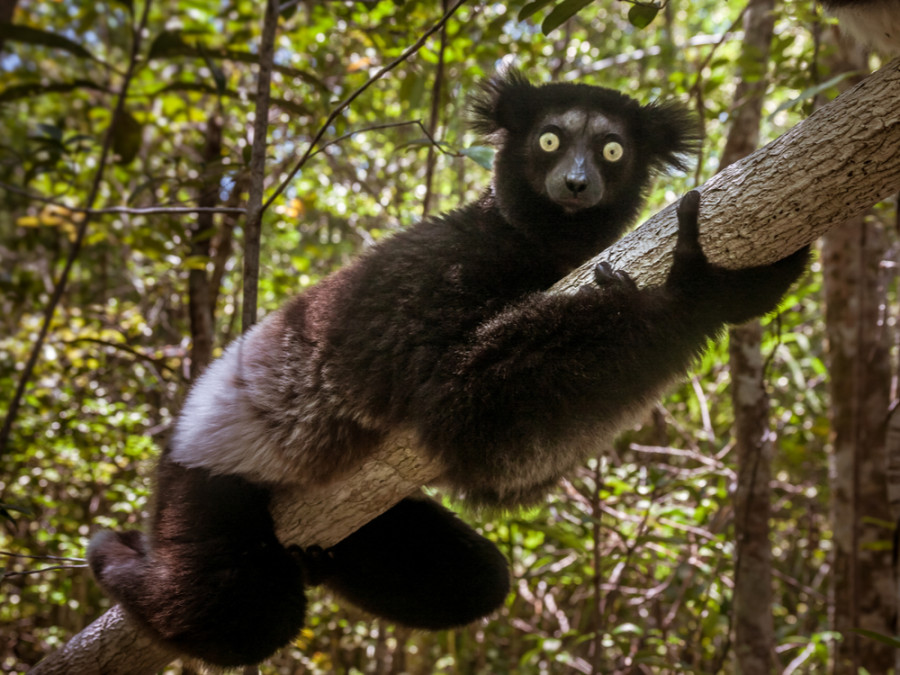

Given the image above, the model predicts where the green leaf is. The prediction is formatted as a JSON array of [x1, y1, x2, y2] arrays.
[[518, 0, 556, 22], [112, 111, 142, 165], [0, 24, 96, 60], [850, 629, 900, 649], [769, 71, 862, 117], [37, 123, 64, 142], [542, 0, 593, 35], [460, 145, 494, 169], [182, 255, 212, 270], [628, 4, 659, 29]]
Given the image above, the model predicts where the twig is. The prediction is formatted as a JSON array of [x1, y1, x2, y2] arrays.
[[0, 551, 85, 563], [422, 0, 449, 218], [62, 337, 176, 374], [240, 0, 280, 332], [310, 120, 460, 161], [3, 564, 89, 578]]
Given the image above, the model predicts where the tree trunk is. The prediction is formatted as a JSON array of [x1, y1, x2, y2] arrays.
[[722, 1, 779, 671], [32, 58, 900, 675], [187, 114, 223, 378], [819, 29, 896, 675], [823, 215, 894, 673]]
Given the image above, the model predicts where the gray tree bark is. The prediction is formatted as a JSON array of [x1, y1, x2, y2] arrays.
[[32, 58, 900, 675], [818, 30, 896, 675], [720, 1, 779, 672], [824, 214, 893, 674]]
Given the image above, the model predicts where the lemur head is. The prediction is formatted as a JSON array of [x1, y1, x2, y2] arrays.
[[470, 68, 700, 238]]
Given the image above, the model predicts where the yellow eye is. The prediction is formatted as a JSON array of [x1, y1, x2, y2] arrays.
[[603, 141, 624, 162], [539, 132, 560, 152]]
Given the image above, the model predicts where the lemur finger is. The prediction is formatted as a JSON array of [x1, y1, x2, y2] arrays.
[[675, 190, 701, 255]]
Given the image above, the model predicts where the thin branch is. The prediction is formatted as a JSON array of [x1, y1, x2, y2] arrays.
[[0, 551, 85, 563], [310, 119, 460, 161], [62, 337, 176, 374], [422, 0, 449, 218], [0, 182, 245, 215], [0, 0, 153, 459], [241, 0, 280, 332], [3, 565, 89, 578]]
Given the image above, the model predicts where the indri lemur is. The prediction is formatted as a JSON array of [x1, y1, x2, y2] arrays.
[[88, 69, 808, 667], [820, 0, 900, 53]]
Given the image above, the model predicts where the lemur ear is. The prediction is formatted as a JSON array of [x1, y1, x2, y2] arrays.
[[637, 101, 702, 173], [469, 67, 536, 138]]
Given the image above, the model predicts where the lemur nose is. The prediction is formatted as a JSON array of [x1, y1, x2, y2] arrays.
[[566, 176, 588, 194]]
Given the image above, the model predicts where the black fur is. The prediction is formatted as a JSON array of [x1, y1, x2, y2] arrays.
[[313, 498, 511, 629], [88, 69, 808, 667], [88, 451, 307, 666]]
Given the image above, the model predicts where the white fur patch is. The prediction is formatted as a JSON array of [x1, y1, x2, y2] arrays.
[[169, 322, 297, 485]]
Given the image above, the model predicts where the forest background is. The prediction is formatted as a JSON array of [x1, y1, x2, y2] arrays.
[[1, 0, 899, 673]]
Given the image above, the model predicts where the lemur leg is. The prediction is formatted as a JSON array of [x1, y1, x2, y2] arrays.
[[313, 496, 510, 629], [88, 451, 307, 667]]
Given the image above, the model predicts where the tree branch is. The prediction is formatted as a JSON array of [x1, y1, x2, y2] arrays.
[[32, 57, 900, 675]]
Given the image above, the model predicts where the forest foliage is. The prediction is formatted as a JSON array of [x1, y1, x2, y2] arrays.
[[1, 1, 897, 673]]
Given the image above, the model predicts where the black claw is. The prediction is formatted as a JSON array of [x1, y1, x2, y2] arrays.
[[594, 261, 614, 284], [593, 261, 637, 291]]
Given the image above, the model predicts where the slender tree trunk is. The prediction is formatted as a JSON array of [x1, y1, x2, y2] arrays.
[[823, 216, 894, 674], [887, 200, 900, 675], [187, 114, 223, 377], [422, 0, 448, 218], [719, 1, 778, 672], [730, 321, 776, 674], [819, 30, 896, 675]]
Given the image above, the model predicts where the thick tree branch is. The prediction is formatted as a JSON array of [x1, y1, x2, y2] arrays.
[[33, 58, 900, 674]]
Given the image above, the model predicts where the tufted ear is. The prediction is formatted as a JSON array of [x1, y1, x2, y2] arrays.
[[468, 67, 537, 138], [637, 100, 702, 173]]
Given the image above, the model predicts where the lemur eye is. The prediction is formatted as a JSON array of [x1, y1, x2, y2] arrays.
[[539, 132, 560, 152], [603, 141, 624, 162]]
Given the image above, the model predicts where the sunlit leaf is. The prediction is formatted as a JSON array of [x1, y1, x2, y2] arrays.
[[460, 145, 494, 169], [518, 0, 556, 22], [542, 0, 593, 35]]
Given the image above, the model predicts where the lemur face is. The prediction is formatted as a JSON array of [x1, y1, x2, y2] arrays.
[[528, 109, 632, 213]]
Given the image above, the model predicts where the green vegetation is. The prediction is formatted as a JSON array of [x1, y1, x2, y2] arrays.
[[1, 1, 894, 672]]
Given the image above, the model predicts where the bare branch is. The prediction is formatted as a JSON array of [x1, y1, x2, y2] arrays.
[[240, 0, 280, 332]]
